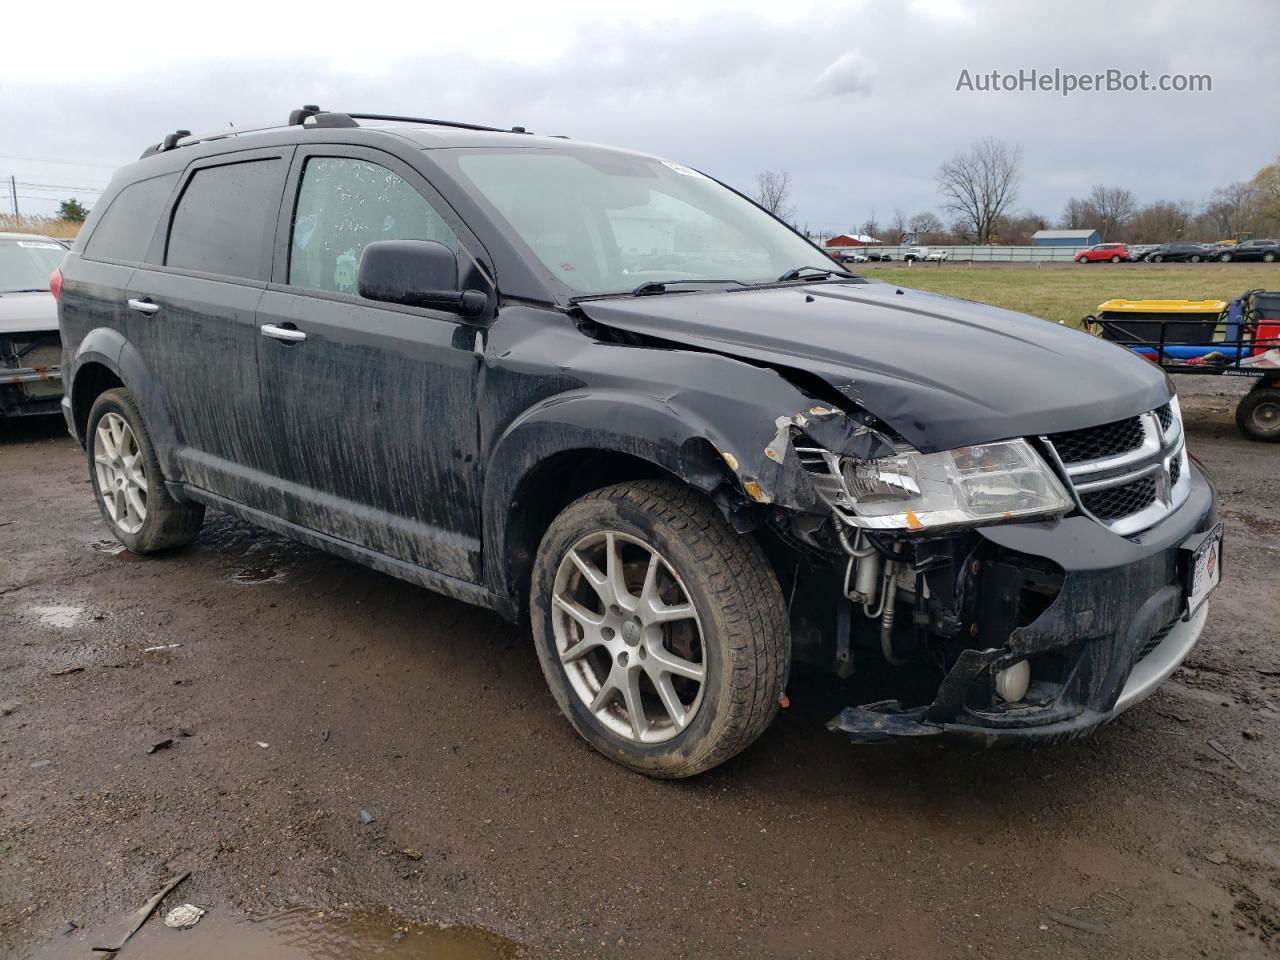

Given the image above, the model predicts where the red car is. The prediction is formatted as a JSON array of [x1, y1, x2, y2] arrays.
[[1075, 242, 1131, 263]]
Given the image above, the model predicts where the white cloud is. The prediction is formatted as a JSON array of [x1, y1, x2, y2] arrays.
[[810, 51, 877, 99]]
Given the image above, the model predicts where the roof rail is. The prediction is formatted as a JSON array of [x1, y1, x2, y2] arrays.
[[140, 106, 536, 160]]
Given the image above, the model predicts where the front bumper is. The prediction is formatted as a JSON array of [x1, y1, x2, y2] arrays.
[[829, 459, 1218, 745]]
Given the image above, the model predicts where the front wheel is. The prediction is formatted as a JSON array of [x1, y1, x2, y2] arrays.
[[1190, 255, 1202, 263], [1219, 253, 1232, 263], [1237, 386, 1280, 441], [87, 388, 205, 553], [530, 480, 790, 778], [1152, 255, 1164, 263], [1264, 252, 1277, 263]]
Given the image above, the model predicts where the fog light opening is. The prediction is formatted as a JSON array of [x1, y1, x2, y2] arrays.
[[995, 659, 1031, 703]]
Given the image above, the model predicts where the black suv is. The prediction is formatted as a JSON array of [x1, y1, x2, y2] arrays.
[[54, 107, 1222, 777], [1216, 239, 1279, 263], [1144, 243, 1210, 263]]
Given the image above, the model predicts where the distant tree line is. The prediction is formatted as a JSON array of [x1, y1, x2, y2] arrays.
[[779, 140, 1280, 247]]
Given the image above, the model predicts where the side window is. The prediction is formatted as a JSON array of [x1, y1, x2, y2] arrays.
[[166, 159, 283, 280], [288, 156, 458, 295], [83, 173, 178, 263]]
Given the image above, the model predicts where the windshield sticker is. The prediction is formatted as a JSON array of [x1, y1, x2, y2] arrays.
[[660, 160, 709, 180], [16, 241, 62, 250]]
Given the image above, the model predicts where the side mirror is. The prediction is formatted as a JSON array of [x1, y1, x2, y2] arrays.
[[357, 239, 488, 318]]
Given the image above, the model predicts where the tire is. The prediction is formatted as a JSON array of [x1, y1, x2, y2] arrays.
[[86, 388, 205, 553], [1264, 252, 1277, 263], [1110, 255, 1121, 263], [1190, 255, 1201, 263], [1219, 253, 1232, 263], [530, 480, 789, 778], [1236, 387, 1280, 442], [1152, 255, 1163, 263]]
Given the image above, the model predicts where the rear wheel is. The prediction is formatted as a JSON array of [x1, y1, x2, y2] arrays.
[[1219, 252, 1232, 263], [1236, 386, 1280, 442], [87, 388, 205, 552], [530, 480, 789, 778], [1190, 255, 1202, 263], [1110, 255, 1121, 263], [1264, 252, 1277, 263]]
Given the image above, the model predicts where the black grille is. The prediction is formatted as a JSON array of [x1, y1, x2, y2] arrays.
[[1080, 477, 1157, 520], [1155, 403, 1173, 432], [1136, 619, 1178, 663], [1049, 416, 1146, 464], [1169, 455, 1182, 486]]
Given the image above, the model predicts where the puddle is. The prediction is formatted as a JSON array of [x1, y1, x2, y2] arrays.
[[230, 564, 285, 584], [42, 906, 519, 959], [89, 538, 128, 556], [29, 604, 85, 628]]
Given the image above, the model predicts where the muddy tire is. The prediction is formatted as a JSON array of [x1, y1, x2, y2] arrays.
[[86, 388, 205, 553], [1236, 386, 1280, 442], [530, 480, 789, 778]]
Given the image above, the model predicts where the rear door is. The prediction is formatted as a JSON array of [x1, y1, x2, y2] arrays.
[[254, 145, 486, 582], [126, 147, 291, 508]]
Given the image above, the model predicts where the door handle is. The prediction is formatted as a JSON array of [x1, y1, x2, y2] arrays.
[[260, 323, 306, 343], [127, 298, 160, 315]]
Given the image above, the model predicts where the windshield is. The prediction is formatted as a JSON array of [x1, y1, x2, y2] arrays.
[[0, 239, 64, 293], [452, 149, 833, 296]]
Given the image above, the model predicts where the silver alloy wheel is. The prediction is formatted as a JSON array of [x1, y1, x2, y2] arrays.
[[93, 412, 148, 535], [551, 530, 706, 744]]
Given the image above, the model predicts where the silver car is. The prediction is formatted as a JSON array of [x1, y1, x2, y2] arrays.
[[0, 233, 66, 417]]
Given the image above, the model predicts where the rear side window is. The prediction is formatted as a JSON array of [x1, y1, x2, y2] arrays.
[[83, 173, 178, 263], [166, 159, 283, 280]]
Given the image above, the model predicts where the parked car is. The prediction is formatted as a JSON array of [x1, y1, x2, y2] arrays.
[[1144, 243, 1211, 263], [902, 246, 947, 263], [55, 107, 1220, 777], [1127, 244, 1159, 261], [1216, 239, 1279, 263], [833, 250, 868, 264], [863, 250, 893, 261], [1, 233, 66, 418], [1075, 242, 1131, 263]]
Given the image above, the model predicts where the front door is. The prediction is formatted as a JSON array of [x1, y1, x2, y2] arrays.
[[255, 147, 486, 582], [126, 148, 291, 509]]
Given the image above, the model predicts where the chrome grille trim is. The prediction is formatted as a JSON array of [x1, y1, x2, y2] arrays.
[[1043, 397, 1189, 536]]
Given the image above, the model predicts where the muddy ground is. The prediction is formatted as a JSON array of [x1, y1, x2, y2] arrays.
[[1, 376, 1277, 959]]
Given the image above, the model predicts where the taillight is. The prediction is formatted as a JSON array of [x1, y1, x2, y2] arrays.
[[50, 268, 63, 301]]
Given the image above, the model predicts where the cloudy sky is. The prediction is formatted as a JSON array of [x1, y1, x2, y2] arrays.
[[4, 0, 1276, 230]]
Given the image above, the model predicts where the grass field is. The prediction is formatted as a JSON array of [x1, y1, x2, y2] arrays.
[[863, 263, 1279, 328], [0, 215, 81, 241]]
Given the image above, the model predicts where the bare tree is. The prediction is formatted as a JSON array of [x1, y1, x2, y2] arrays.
[[1202, 181, 1256, 239], [1088, 185, 1138, 241], [1130, 201, 1194, 244], [859, 210, 881, 240], [887, 208, 909, 243], [752, 170, 795, 221], [935, 137, 1022, 244], [908, 211, 945, 242], [1060, 196, 1094, 230]]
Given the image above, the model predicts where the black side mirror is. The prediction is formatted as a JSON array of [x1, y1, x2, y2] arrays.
[[357, 239, 488, 318]]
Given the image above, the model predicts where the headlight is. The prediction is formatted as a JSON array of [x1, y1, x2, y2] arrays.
[[829, 439, 1072, 531]]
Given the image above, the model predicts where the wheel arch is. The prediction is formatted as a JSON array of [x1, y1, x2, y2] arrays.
[[69, 328, 182, 474], [482, 392, 749, 619]]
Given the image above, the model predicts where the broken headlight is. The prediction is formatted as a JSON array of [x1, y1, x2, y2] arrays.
[[831, 439, 1072, 531]]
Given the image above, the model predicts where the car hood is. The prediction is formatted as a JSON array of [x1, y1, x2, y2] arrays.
[[0, 291, 58, 336], [576, 281, 1171, 452]]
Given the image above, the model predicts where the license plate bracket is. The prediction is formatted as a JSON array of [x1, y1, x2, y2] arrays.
[[1181, 521, 1224, 618]]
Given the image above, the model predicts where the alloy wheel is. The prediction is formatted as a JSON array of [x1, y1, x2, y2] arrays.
[[550, 531, 706, 744], [93, 412, 148, 535]]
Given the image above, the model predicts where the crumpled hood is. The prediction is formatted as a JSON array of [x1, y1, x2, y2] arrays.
[[0, 291, 59, 337], [577, 281, 1171, 452]]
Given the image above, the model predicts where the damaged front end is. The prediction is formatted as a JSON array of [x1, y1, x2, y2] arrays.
[[748, 398, 1218, 747]]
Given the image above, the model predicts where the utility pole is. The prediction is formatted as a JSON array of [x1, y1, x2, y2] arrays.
[[9, 175, 17, 221]]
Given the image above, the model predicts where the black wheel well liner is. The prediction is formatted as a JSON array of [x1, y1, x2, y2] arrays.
[[71, 362, 124, 443]]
